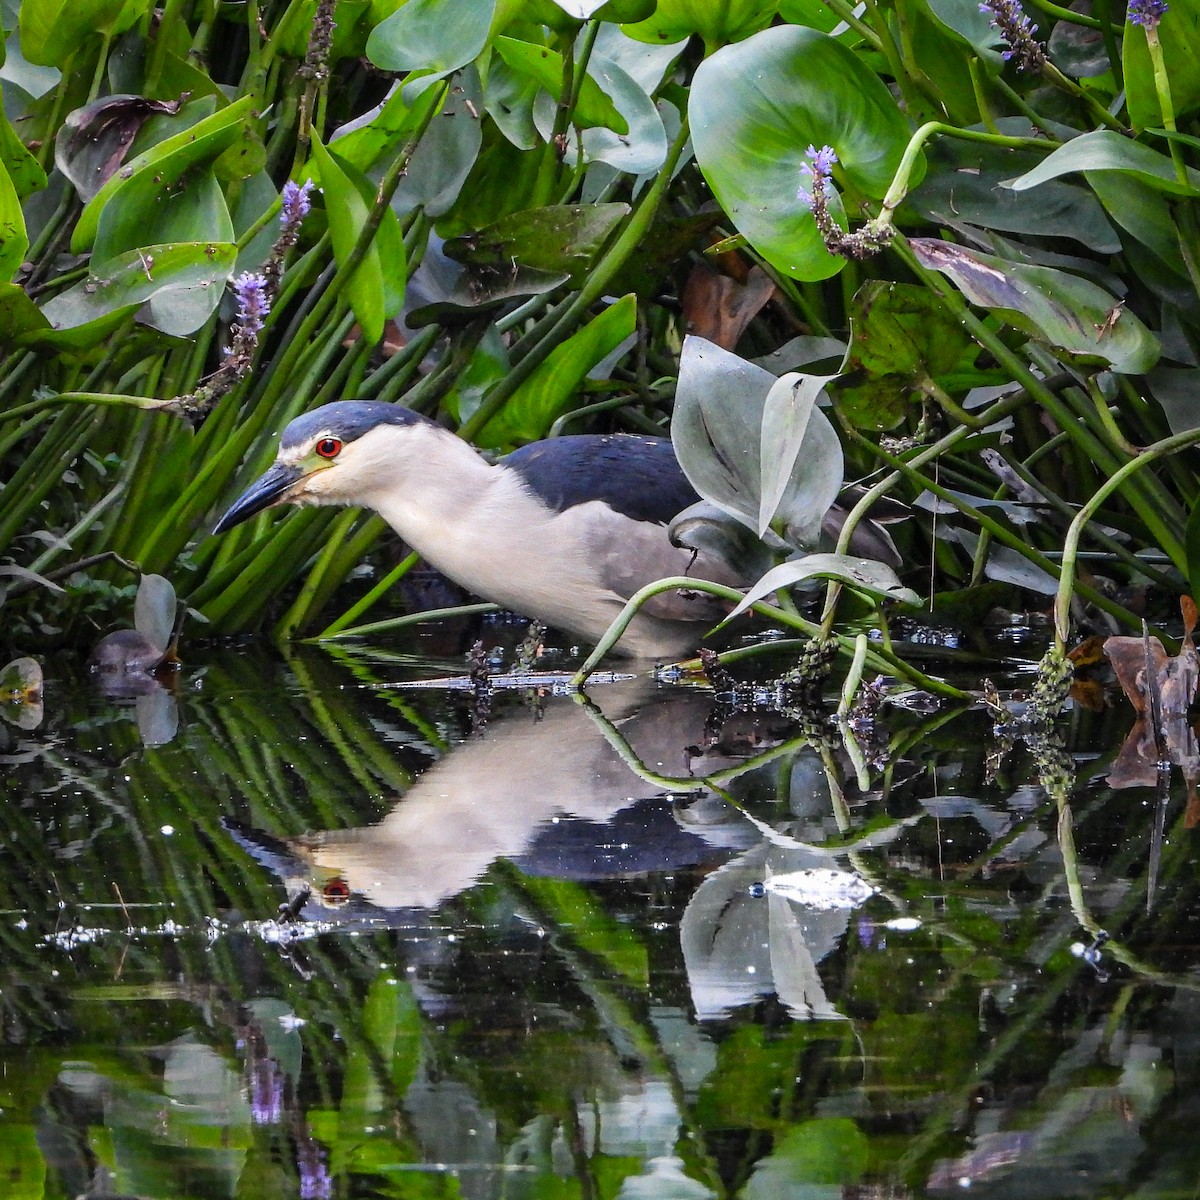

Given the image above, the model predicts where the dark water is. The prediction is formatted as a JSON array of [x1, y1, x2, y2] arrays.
[[3, 624, 1200, 1199]]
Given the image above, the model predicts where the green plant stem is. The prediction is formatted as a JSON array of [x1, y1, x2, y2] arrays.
[[877, 122, 1056, 225], [571, 576, 971, 697], [1054, 426, 1200, 647], [460, 116, 691, 441], [1144, 24, 1189, 185], [312, 550, 420, 638], [314, 602, 500, 641], [1041, 61, 1126, 131], [1023, 0, 1107, 29], [842, 422, 1151, 636]]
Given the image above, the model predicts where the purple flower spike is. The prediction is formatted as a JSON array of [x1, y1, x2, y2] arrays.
[[233, 271, 271, 337], [281, 179, 314, 231], [797, 143, 838, 203], [1129, 0, 1168, 27], [980, 0, 1045, 71]]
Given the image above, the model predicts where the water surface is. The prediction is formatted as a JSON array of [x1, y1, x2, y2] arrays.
[[3, 629, 1198, 1198]]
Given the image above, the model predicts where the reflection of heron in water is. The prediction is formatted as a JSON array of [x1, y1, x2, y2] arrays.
[[228, 677, 767, 917]]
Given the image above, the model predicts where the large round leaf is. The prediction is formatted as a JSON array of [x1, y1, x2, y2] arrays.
[[691, 26, 922, 281]]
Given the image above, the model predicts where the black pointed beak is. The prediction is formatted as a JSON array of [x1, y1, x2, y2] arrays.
[[213, 462, 306, 533]]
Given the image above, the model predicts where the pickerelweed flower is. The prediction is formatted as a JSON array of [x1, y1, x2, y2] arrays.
[[980, 0, 1046, 72], [233, 271, 271, 338], [281, 178, 314, 232], [797, 143, 838, 205], [1128, 0, 1168, 27]]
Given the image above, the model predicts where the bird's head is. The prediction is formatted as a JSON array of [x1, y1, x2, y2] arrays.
[[213, 401, 436, 533]]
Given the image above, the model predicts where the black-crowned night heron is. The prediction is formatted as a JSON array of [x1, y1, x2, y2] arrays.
[[214, 400, 744, 657]]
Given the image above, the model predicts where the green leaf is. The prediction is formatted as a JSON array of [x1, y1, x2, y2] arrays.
[[691, 26, 922, 281], [329, 79, 443, 171], [445, 203, 629, 283], [673, 337, 844, 549], [833, 281, 977, 429], [912, 138, 1119, 252], [72, 95, 253, 253], [39, 240, 237, 340], [922, 0, 1006, 68], [911, 237, 1161, 375], [367, 0, 498, 73], [1004, 129, 1200, 197], [745, 1119, 868, 1193], [0, 158, 27, 281], [494, 36, 629, 133], [0, 102, 45, 197], [1124, 2, 1200, 132], [622, 0, 777, 49], [1086, 170, 1185, 277], [723, 554, 920, 625], [0, 281, 52, 343], [309, 133, 392, 345], [94, 165, 233, 263], [19, 0, 147, 66], [477, 293, 637, 444]]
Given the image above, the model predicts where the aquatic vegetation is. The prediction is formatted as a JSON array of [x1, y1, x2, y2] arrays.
[[1, 0, 1199, 694]]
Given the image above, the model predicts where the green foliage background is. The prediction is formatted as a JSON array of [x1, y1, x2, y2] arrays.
[[3, 0, 1200, 652]]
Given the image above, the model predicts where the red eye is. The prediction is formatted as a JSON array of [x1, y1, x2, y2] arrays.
[[322, 878, 351, 904], [315, 437, 342, 459]]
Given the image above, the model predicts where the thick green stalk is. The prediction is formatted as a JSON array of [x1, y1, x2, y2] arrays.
[[1054, 427, 1200, 647]]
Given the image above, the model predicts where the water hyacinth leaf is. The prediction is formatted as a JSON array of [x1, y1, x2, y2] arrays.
[[1005, 129, 1200, 197], [18, 0, 146, 66], [911, 238, 1160, 374], [476, 293, 636, 445], [0, 103, 45, 197], [134, 573, 177, 654], [759, 370, 842, 542], [39, 241, 237, 338], [722, 555, 920, 625], [622, 0, 777, 49], [691, 26, 922, 281], [494, 37, 628, 133], [72, 95, 253, 252], [55, 94, 182, 203], [481, 51, 541, 149], [309, 134, 388, 345], [776, 0, 841, 32], [445, 203, 629, 283], [0, 159, 27, 281], [1146, 365, 1200, 435], [367, 0, 497, 74], [845, 281, 977, 379], [94, 165, 233, 263], [834, 281, 977, 429]]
